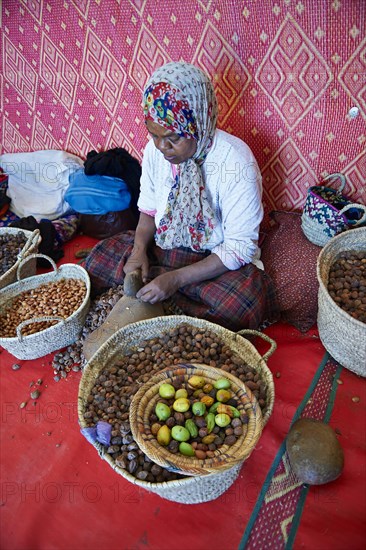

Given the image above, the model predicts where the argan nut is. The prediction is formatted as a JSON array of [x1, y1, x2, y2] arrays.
[[150, 423, 161, 436], [200, 395, 214, 407], [195, 449, 207, 460]]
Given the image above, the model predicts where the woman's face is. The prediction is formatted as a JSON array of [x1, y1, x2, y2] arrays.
[[146, 120, 197, 164]]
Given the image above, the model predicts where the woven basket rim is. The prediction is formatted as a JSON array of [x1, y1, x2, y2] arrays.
[[305, 190, 366, 224], [0, 228, 42, 286], [91, 438, 242, 491], [0, 261, 91, 344], [317, 227, 366, 330], [308, 186, 349, 213], [129, 362, 263, 476]]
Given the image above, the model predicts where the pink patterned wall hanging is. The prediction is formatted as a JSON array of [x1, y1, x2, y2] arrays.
[[1, 0, 365, 218]]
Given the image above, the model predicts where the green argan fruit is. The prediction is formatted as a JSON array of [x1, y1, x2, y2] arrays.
[[216, 389, 232, 403], [192, 401, 206, 416], [159, 383, 176, 399], [173, 398, 190, 413], [188, 375, 206, 389], [179, 442, 195, 456], [215, 413, 231, 427], [155, 402, 171, 421], [171, 425, 190, 442], [214, 378, 231, 390], [157, 425, 171, 446], [175, 388, 188, 399]]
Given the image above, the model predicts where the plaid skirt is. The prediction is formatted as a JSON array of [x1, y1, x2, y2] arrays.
[[84, 231, 279, 331]]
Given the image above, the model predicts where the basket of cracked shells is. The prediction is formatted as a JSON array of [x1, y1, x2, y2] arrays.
[[78, 315, 276, 504], [317, 226, 366, 377], [0, 228, 42, 290], [0, 253, 91, 360]]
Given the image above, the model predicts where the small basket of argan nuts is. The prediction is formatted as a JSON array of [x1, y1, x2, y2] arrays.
[[0, 254, 90, 360]]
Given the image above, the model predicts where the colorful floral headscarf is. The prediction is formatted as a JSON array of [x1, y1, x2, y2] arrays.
[[143, 61, 218, 251]]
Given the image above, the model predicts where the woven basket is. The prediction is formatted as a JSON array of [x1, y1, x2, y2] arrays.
[[129, 362, 263, 476], [301, 173, 366, 247], [317, 227, 366, 377], [0, 254, 91, 360], [0, 228, 41, 290], [78, 315, 276, 503]]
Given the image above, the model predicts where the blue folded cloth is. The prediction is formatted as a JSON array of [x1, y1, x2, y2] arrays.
[[65, 168, 131, 215]]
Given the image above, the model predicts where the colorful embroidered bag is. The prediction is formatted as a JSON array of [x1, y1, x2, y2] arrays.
[[301, 173, 366, 246]]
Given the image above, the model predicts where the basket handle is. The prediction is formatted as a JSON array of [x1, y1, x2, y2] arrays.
[[16, 253, 58, 281], [321, 173, 346, 194], [16, 316, 65, 342], [17, 229, 41, 257], [235, 329, 277, 361], [338, 203, 366, 226]]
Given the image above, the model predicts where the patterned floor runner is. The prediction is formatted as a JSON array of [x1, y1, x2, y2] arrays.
[[239, 353, 343, 550]]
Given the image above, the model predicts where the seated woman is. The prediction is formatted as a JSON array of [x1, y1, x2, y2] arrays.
[[85, 61, 278, 331]]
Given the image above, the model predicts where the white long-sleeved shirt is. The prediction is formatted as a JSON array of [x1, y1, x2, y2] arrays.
[[138, 128, 264, 270]]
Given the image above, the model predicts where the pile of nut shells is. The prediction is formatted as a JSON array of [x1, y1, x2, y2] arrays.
[[82, 324, 268, 483], [0, 231, 27, 276], [150, 375, 248, 460], [52, 285, 125, 378], [327, 250, 366, 323]]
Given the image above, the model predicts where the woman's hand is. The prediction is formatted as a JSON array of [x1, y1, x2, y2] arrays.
[[135, 254, 229, 303], [124, 213, 156, 282], [136, 271, 180, 303], [124, 248, 149, 282]]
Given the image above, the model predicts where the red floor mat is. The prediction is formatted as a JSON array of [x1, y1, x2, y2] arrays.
[[0, 243, 365, 550]]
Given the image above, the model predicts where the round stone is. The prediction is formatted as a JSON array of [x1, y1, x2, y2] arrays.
[[286, 418, 344, 485]]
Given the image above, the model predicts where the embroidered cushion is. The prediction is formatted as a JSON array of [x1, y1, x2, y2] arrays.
[[261, 211, 321, 332]]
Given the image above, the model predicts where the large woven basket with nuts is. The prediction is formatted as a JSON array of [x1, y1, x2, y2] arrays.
[[0, 228, 42, 290], [317, 227, 366, 377], [129, 362, 263, 476], [0, 254, 91, 360], [78, 315, 276, 504]]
